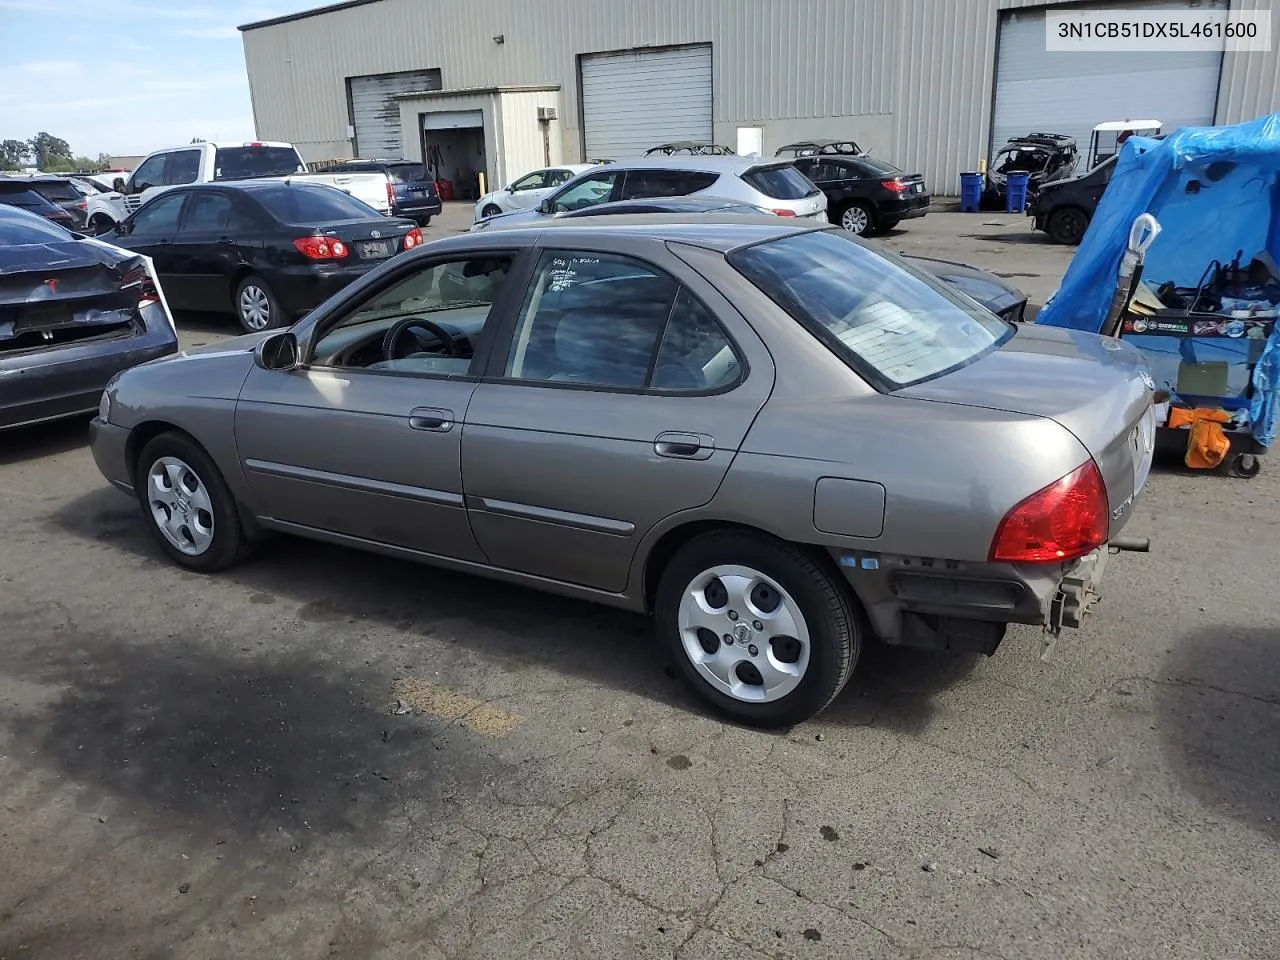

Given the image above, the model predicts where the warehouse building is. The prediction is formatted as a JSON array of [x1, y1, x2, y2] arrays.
[[239, 0, 1280, 196]]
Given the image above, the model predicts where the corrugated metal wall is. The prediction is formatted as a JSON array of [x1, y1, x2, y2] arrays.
[[498, 90, 565, 181], [242, 0, 1280, 191]]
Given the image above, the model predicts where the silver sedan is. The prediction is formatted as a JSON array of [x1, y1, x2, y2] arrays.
[[90, 215, 1155, 726]]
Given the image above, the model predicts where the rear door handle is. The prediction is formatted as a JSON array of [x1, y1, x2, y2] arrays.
[[409, 407, 454, 432], [654, 431, 714, 460]]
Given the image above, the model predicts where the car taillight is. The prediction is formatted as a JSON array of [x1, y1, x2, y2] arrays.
[[881, 178, 909, 193], [387, 181, 395, 207], [989, 460, 1109, 564], [78, 202, 87, 210], [293, 236, 348, 260], [120, 264, 160, 306], [402, 227, 423, 250], [770, 208, 797, 217]]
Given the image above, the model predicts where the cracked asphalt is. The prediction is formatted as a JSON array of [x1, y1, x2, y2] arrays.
[[1, 209, 1277, 959]]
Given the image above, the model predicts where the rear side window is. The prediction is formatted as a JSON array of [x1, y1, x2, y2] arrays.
[[620, 169, 719, 200], [182, 193, 252, 232], [253, 184, 379, 223], [741, 164, 819, 200], [213, 146, 305, 181], [166, 150, 202, 186]]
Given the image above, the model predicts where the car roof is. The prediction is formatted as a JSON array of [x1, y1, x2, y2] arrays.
[[465, 213, 823, 251], [574, 154, 794, 175], [565, 197, 764, 215]]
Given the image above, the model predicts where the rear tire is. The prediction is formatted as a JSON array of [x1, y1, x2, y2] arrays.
[[876, 217, 901, 233], [234, 274, 286, 334], [481, 204, 502, 218], [655, 530, 861, 727], [417, 215, 433, 227], [1045, 206, 1089, 245], [835, 201, 873, 236], [135, 432, 253, 572]]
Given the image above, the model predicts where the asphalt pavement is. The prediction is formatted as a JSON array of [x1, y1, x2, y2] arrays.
[[0, 207, 1276, 960]]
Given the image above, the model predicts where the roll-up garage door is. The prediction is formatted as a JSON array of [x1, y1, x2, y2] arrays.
[[581, 45, 713, 160], [348, 69, 441, 158], [992, 0, 1224, 163]]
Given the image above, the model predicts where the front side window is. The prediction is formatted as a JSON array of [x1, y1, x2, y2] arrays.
[[504, 250, 740, 391], [729, 230, 1010, 389], [549, 172, 619, 213], [129, 193, 186, 234], [310, 255, 515, 377], [130, 155, 165, 191]]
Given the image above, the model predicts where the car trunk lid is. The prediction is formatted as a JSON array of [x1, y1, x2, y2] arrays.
[[0, 241, 143, 353], [295, 217, 417, 263], [896, 324, 1155, 535]]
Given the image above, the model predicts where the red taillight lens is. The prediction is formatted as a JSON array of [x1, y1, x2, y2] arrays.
[[387, 182, 395, 207], [881, 178, 909, 193], [120, 264, 160, 305], [989, 460, 1109, 563], [770, 208, 797, 217], [292, 236, 348, 260], [402, 227, 423, 250]]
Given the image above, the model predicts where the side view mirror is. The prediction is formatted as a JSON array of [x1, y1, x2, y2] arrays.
[[255, 331, 299, 371], [113, 178, 127, 193], [538, 198, 553, 215]]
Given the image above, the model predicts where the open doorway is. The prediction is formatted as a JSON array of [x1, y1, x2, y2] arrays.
[[420, 110, 487, 202]]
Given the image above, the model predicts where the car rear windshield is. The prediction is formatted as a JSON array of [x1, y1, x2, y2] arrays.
[[32, 181, 80, 202], [741, 164, 819, 200], [213, 146, 305, 181], [854, 157, 904, 178], [0, 215, 73, 245], [386, 163, 427, 183], [254, 183, 380, 223], [728, 230, 1011, 390]]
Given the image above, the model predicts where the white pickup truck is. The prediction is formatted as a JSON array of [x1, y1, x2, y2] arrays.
[[85, 141, 392, 234]]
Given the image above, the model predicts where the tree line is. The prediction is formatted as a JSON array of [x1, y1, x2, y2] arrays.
[[1, 132, 113, 173]]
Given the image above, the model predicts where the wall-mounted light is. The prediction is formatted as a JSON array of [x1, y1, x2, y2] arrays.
[[492, 34, 505, 44]]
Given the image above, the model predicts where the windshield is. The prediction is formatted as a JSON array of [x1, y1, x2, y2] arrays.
[[213, 146, 305, 181], [728, 230, 1011, 389], [254, 184, 380, 223]]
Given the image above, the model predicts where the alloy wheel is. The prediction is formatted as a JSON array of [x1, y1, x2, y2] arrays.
[[147, 456, 215, 556], [676, 564, 811, 703]]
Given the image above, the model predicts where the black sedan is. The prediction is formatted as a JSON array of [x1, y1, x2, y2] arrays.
[[0, 205, 178, 431], [792, 156, 929, 236], [104, 182, 422, 333]]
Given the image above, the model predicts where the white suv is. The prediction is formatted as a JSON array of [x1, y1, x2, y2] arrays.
[[471, 156, 826, 230]]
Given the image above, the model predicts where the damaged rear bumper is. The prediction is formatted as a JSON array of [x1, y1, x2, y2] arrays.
[[830, 545, 1120, 656]]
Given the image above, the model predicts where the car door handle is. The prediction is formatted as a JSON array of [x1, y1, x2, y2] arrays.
[[217, 236, 235, 245], [654, 432, 714, 460], [408, 407, 454, 432]]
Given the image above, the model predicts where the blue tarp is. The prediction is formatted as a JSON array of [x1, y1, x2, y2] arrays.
[[1037, 114, 1280, 447]]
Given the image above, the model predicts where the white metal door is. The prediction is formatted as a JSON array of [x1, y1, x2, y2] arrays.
[[581, 45, 713, 160], [423, 110, 484, 130], [992, 0, 1224, 168], [349, 69, 441, 158]]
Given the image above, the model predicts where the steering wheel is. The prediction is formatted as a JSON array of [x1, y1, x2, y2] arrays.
[[382, 316, 462, 361]]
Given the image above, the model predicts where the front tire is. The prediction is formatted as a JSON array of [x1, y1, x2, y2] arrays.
[[835, 201, 873, 236], [234, 274, 286, 334], [135, 432, 252, 572], [1045, 206, 1089, 245], [481, 203, 502, 218], [655, 531, 862, 727]]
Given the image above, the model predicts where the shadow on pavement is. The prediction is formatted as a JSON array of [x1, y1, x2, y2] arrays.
[[0, 416, 92, 465], [1157, 625, 1280, 836], [962, 231, 1045, 245], [3, 630, 506, 841], [46, 489, 984, 732]]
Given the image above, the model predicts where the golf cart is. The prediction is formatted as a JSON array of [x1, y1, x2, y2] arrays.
[[643, 142, 735, 156], [774, 138, 868, 159], [1087, 120, 1162, 171]]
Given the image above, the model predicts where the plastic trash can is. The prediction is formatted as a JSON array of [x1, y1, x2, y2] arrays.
[[959, 172, 983, 212], [1005, 172, 1030, 213]]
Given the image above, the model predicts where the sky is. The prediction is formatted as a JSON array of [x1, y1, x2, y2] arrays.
[[0, 0, 325, 159]]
